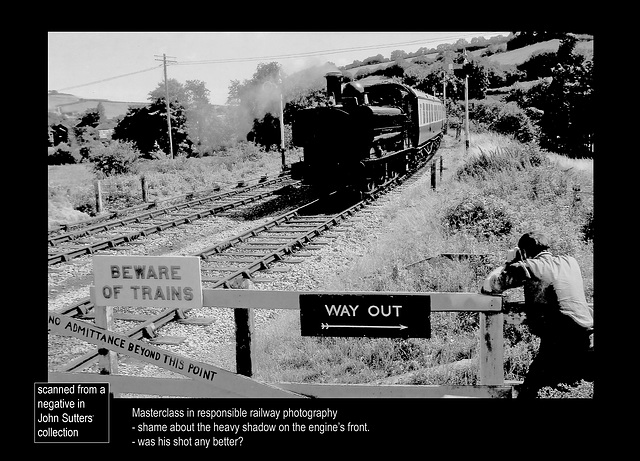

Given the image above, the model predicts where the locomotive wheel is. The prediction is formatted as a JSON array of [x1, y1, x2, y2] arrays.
[[424, 142, 433, 156], [363, 177, 376, 194]]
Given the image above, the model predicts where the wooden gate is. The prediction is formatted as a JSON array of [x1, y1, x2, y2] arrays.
[[49, 286, 512, 399]]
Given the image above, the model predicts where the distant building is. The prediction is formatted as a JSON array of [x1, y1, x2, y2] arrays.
[[48, 124, 69, 146], [98, 128, 114, 140]]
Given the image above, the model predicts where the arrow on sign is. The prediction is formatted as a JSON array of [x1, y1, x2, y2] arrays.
[[321, 323, 408, 330]]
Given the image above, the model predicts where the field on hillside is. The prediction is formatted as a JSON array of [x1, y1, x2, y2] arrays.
[[340, 38, 594, 79], [489, 39, 593, 65], [48, 93, 81, 111], [48, 93, 146, 119]]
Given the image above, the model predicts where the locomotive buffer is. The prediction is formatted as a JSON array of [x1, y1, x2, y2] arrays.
[[300, 293, 430, 338]]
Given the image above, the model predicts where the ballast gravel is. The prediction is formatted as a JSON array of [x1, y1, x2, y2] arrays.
[[47, 168, 437, 393]]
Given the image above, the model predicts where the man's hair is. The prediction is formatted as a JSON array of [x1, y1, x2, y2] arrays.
[[518, 232, 550, 257]]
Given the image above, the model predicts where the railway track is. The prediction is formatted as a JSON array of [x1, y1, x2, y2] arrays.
[[48, 174, 296, 266], [50, 154, 438, 375]]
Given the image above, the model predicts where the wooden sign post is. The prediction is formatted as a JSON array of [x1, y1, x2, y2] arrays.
[[94, 304, 117, 375], [90, 255, 202, 375]]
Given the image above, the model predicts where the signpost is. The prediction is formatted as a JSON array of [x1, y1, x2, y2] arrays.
[[299, 293, 430, 338], [93, 255, 202, 309], [90, 255, 202, 375]]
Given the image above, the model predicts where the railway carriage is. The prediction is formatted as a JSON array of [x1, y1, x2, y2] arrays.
[[291, 72, 445, 194]]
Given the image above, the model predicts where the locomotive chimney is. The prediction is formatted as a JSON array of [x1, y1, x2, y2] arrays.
[[325, 71, 343, 104]]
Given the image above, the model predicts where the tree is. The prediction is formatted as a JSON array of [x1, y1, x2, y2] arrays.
[[147, 78, 232, 155], [183, 79, 213, 152], [518, 50, 559, 80], [538, 37, 593, 157], [112, 99, 194, 158], [471, 36, 488, 47], [76, 107, 102, 128], [507, 35, 593, 157], [73, 107, 102, 146], [390, 49, 408, 61], [452, 55, 490, 100], [362, 54, 386, 66], [453, 38, 470, 51], [148, 78, 188, 105], [96, 102, 106, 121], [227, 62, 286, 149]]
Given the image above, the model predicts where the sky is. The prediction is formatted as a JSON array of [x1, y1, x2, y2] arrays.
[[48, 31, 510, 106]]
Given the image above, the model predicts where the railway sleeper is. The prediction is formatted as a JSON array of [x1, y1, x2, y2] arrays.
[[201, 268, 247, 274], [142, 323, 158, 339], [177, 317, 215, 325], [149, 336, 186, 346], [264, 228, 314, 234], [218, 252, 273, 258]]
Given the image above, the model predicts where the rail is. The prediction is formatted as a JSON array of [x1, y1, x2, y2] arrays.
[[48, 176, 297, 265]]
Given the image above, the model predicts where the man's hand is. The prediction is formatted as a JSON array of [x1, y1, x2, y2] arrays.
[[505, 247, 522, 264], [482, 266, 506, 294]]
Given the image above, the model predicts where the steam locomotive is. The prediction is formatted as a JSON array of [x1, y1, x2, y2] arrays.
[[291, 72, 445, 194]]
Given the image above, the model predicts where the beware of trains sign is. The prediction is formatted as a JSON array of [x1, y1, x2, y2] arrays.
[[92, 255, 202, 308], [299, 293, 430, 338]]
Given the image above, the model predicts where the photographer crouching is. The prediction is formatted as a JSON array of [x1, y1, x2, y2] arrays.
[[482, 231, 594, 398]]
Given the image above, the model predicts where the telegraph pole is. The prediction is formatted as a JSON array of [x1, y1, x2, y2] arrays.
[[154, 53, 177, 159], [279, 91, 286, 170], [263, 77, 286, 171], [465, 74, 470, 153], [463, 49, 470, 154], [443, 67, 449, 134]]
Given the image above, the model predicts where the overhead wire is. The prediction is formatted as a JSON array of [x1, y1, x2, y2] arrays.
[[53, 32, 499, 92], [55, 64, 163, 92], [173, 33, 491, 66]]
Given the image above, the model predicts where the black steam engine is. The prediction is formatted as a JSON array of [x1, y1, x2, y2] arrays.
[[291, 72, 445, 194]]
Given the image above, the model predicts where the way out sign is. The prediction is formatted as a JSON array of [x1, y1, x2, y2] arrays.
[[93, 255, 202, 308], [300, 294, 430, 338]]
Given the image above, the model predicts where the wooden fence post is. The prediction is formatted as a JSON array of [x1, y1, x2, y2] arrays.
[[478, 311, 504, 385], [431, 161, 436, 190], [94, 304, 118, 376], [141, 175, 149, 202], [94, 180, 103, 213], [232, 276, 256, 377], [234, 308, 255, 377]]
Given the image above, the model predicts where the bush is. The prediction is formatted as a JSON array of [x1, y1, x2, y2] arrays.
[[469, 100, 538, 143], [48, 143, 76, 165], [222, 141, 264, 162], [456, 143, 548, 181], [492, 103, 539, 143], [537, 380, 593, 398], [469, 99, 502, 126], [89, 141, 141, 177], [441, 193, 514, 240]]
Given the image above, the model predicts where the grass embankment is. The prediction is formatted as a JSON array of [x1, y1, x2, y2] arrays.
[[48, 144, 300, 229], [253, 133, 594, 392]]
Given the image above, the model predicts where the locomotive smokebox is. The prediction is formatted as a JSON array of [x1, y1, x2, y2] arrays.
[[325, 71, 343, 104]]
